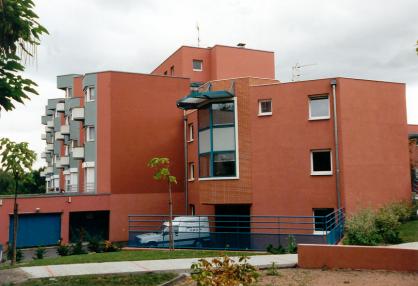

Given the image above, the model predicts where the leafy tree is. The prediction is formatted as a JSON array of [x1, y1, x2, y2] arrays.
[[148, 157, 177, 251], [0, 168, 45, 195], [0, 137, 36, 265], [0, 0, 48, 111]]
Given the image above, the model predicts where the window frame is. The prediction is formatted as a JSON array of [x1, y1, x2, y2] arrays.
[[188, 123, 194, 142], [170, 65, 175, 76], [192, 59, 203, 71], [85, 86, 95, 102], [86, 126, 95, 142], [308, 95, 330, 120], [188, 162, 195, 181], [313, 208, 335, 235], [258, 99, 272, 116], [310, 149, 333, 176]]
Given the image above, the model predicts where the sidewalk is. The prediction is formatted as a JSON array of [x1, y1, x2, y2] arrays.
[[19, 254, 297, 279]]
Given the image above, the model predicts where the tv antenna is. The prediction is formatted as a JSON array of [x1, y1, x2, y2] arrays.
[[292, 62, 317, 81], [196, 22, 200, 47]]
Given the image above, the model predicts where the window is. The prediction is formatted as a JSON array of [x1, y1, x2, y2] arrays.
[[70, 171, 78, 192], [65, 88, 72, 98], [64, 145, 69, 156], [188, 123, 194, 142], [164, 70, 168, 75], [189, 204, 196, 216], [198, 101, 237, 178], [85, 86, 96, 102], [189, 162, 195, 181], [85, 167, 95, 192], [258, 99, 272, 116], [65, 115, 69, 125], [311, 150, 332, 175], [192, 60, 203, 71], [53, 175, 60, 192], [170, 65, 175, 76], [309, 96, 330, 120], [86, 126, 95, 142], [313, 208, 335, 234]]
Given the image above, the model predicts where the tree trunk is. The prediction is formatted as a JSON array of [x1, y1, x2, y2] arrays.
[[168, 182, 174, 251], [11, 176, 18, 265]]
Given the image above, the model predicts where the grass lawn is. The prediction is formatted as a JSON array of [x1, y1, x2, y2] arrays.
[[15, 272, 177, 286], [399, 219, 418, 243], [2, 249, 264, 269]]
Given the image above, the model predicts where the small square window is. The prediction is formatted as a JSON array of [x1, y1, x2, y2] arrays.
[[258, 99, 272, 116], [193, 60, 203, 71], [188, 123, 194, 142], [188, 162, 195, 181], [86, 126, 95, 142], [309, 96, 330, 120], [311, 150, 332, 175]]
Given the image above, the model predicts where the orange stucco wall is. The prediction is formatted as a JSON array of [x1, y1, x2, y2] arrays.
[[298, 244, 418, 272]]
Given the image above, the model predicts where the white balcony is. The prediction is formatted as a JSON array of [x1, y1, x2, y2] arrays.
[[71, 107, 84, 121], [47, 120, 54, 128], [60, 156, 70, 166], [55, 160, 63, 169], [61, 124, 70, 135], [41, 152, 47, 159], [40, 171, 46, 177], [55, 131, 64, 141], [41, 133, 46, 140], [56, 102, 65, 112], [45, 166, 53, 174], [72, 147, 84, 159], [46, 143, 54, 151]]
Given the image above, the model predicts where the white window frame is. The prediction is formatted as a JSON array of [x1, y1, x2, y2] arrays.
[[308, 95, 330, 120], [64, 145, 69, 156], [85, 86, 95, 102], [65, 88, 72, 98], [188, 162, 195, 181], [258, 99, 272, 116], [192, 59, 203, 71], [313, 209, 334, 235], [310, 149, 332, 176], [188, 123, 194, 142], [86, 126, 95, 142]]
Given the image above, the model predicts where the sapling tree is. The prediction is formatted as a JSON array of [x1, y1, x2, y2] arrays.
[[0, 138, 36, 264], [148, 157, 177, 251]]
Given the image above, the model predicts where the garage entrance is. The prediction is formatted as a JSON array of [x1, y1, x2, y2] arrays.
[[9, 213, 61, 248], [69, 211, 109, 242]]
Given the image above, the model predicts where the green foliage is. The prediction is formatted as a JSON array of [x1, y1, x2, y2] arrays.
[[6, 245, 22, 262], [191, 255, 259, 286], [375, 209, 401, 244], [384, 201, 412, 222], [56, 244, 70, 256], [0, 0, 48, 111], [71, 241, 87, 255], [0, 138, 36, 180], [266, 244, 286, 254], [147, 157, 177, 184], [345, 209, 382, 245], [266, 262, 280, 276], [33, 246, 46, 260], [287, 235, 297, 254], [0, 168, 45, 195], [103, 240, 121, 253], [87, 237, 104, 253]]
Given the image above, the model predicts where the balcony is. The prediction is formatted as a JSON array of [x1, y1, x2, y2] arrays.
[[85, 183, 95, 193], [40, 171, 46, 177], [41, 133, 46, 140], [72, 147, 84, 159], [66, 184, 78, 193], [45, 166, 53, 174], [60, 156, 70, 166], [61, 124, 70, 135], [46, 143, 54, 151], [55, 131, 64, 141], [56, 102, 65, 112], [71, 107, 84, 121], [55, 160, 63, 169], [41, 152, 47, 159], [47, 120, 54, 128]]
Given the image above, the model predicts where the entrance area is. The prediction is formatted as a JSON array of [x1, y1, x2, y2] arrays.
[[69, 211, 109, 242]]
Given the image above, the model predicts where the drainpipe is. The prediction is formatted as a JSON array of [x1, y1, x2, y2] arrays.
[[331, 79, 341, 210], [183, 111, 189, 215]]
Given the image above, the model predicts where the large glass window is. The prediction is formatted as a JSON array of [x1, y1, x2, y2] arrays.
[[198, 101, 236, 178]]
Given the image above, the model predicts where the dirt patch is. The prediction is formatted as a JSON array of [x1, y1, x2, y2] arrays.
[[176, 268, 418, 286], [0, 268, 30, 285]]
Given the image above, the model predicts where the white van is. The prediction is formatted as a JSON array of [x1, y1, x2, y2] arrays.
[[135, 216, 210, 248]]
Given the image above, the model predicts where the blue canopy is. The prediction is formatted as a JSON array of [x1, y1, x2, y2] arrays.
[[176, 90, 234, 110]]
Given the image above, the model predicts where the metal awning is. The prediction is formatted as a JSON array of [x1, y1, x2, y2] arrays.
[[176, 90, 234, 110]]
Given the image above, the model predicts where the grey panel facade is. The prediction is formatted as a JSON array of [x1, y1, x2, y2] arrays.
[[84, 142, 96, 162], [57, 74, 79, 89], [83, 73, 97, 165], [54, 117, 61, 132], [69, 120, 80, 141]]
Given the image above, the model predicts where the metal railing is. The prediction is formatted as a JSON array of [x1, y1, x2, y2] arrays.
[[128, 209, 345, 251], [84, 183, 95, 192], [66, 184, 78, 193]]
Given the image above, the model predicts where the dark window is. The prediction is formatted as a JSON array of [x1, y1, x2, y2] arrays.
[[190, 204, 196, 216], [199, 154, 210, 177], [170, 66, 175, 76], [259, 100, 272, 114], [213, 152, 236, 177], [198, 106, 210, 129], [313, 208, 335, 231], [164, 71, 168, 75], [193, 60, 203, 71], [212, 103, 234, 126], [311, 150, 332, 173]]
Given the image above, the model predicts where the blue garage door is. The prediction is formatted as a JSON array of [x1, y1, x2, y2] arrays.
[[9, 213, 61, 248]]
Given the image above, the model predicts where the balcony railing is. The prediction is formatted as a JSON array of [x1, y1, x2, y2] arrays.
[[61, 124, 70, 135], [66, 184, 78, 193], [56, 102, 65, 112], [71, 107, 84, 121], [40, 171, 46, 177], [41, 133, 46, 140], [55, 131, 64, 141], [45, 166, 53, 174], [47, 120, 54, 128], [84, 183, 95, 192], [41, 152, 47, 159], [72, 146, 84, 159], [46, 143, 54, 151], [60, 156, 70, 166]]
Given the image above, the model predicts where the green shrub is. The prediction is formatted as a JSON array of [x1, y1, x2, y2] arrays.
[[87, 237, 104, 253], [6, 243, 23, 263], [191, 255, 259, 286], [266, 262, 280, 276], [287, 235, 297, 254], [375, 209, 401, 244], [345, 209, 382, 245], [103, 240, 121, 252], [384, 202, 412, 222], [57, 244, 70, 256], [71, 241, 87, 255], [33, 246, 46, 260]]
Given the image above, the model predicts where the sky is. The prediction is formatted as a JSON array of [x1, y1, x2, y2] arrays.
[[0, 0, 417, 168]]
